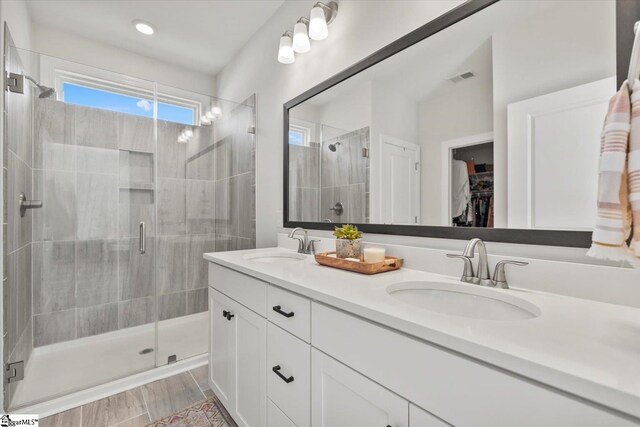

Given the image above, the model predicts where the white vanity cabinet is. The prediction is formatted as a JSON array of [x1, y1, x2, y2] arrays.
[[267, 323, 311, 427], [207, 259, 637, 427], [208, 289, 234, 410], [208, 268, 267, 427], [409, 404, 450, 427], [268, 399, 297, 427], [312, 302, 635, 427], [209, 263, 312, 427], [311, 348, 408, 427]]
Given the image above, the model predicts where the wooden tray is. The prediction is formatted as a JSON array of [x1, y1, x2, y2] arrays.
[[314, 251, 403, 275]]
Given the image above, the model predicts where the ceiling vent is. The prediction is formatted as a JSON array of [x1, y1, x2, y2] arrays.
[[448, 71, 475, 83]]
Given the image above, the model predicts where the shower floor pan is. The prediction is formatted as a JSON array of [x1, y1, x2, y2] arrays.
[[10, 312, 208, 410]]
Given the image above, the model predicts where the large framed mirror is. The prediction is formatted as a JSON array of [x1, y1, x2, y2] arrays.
[[284, 0, 635, 247]]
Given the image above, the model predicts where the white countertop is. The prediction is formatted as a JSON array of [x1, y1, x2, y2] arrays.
[[204, 247, 640, 420]]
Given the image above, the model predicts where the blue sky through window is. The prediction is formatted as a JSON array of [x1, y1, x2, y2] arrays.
[[63, 82, 195, 125], [289, 129, 304, 146]]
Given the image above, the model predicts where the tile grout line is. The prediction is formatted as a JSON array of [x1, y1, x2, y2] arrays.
[[188, 369, 207, 400], [140, 385, 153, 424], [109, 409, 149, 427]]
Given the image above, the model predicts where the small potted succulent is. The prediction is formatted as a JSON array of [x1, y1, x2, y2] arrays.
[[334, 224, 363, 259]]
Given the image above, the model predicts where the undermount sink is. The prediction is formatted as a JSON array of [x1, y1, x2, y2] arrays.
[[387, 281, 541, 321], [244, 252, 307, 263]]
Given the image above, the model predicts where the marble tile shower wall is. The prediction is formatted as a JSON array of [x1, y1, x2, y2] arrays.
[[159, 96, 256, 322], [321, 127, 370, 223], [30, 96, 256, 347], [31, 99, 158, 347], [3, 43, 34, 403], [288, 143, 320, 222]]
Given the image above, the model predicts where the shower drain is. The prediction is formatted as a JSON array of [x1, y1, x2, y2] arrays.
[[139, 348, 154, 355]]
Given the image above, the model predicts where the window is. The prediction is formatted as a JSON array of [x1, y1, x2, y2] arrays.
[[63, 82, 196, 125], [289, 124, 311, 146], [39, 55, 208, 127]]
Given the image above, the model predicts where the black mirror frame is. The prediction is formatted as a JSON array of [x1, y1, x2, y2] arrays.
[[283, 0, 637, 248]]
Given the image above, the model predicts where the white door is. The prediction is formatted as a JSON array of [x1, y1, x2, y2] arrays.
[[380, 135, 420, 224], [409, 404, 450, 427], [208, 288, 235, 411], [311, 348, 408, 427], [232, 298, 267, 427], [507, 77, 616, 230]]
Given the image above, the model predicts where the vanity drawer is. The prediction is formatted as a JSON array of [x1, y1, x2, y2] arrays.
[[268, 399, 296, 427], [208, 263, 267, 316], [268, 285, 311, 342], [267, 323, 310, 427]]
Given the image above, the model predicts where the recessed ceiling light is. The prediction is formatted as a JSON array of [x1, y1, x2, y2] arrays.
[[133, 20, 155, 35]]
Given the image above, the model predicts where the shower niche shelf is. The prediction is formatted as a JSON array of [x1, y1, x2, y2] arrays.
[[119, 150, 154, 191]]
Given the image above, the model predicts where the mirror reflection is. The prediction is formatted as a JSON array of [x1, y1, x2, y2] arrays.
[[288, 0, 616, 230]]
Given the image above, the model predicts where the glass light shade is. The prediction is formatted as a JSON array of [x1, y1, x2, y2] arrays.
[[133, 20, 155, 35], [292, 22, 311, 53], [211, 106, 222, 116], [278, 35, 295, 64], [309, 6, 328, 40]]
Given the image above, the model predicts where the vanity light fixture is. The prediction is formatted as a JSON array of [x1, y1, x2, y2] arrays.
[[178, 127, 194, 143], [277, 1, 338, 64], [309, 4, 328, 40], [293, 18, 311, 53], [310, 1, 338, 40], [133, 19, 156, 35], [278, 31, 296, 64], [201, 106, 223, 126]]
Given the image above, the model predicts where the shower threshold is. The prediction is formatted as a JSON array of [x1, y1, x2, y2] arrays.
[[9, 312, 208, 414]]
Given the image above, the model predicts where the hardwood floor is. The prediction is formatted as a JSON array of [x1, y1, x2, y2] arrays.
[[40, 365, 215, 427]]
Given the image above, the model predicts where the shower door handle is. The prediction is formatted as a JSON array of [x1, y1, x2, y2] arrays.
[[139, 222, 146, 255]]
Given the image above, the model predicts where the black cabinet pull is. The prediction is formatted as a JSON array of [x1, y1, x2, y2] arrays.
[[272, 305, 295, 318], [272, 365, 294, 383], [226, 312, 234, 320], [222, 310, 229, 318]]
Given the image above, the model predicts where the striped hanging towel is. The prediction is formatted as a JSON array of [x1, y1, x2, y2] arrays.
[[587, 80, 640, 265]]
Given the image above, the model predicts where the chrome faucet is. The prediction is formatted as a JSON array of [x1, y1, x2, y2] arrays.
[[447, 238, 527, 289], [288, 227, 319, 255], [463, 238, 492, 286]]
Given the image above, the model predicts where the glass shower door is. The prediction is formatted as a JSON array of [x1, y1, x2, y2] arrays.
[[155, 89, 257, 365], [5, 46, 158, 409]]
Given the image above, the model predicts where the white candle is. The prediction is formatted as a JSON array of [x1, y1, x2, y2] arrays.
[[363, 246, 385, 263]]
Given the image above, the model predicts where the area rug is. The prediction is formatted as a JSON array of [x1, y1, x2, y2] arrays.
[[146, 395, 237, 427]]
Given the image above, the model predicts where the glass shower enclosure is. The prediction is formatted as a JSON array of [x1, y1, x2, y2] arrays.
[[288, 122, 369, 223], [2, 41, 256, 410]]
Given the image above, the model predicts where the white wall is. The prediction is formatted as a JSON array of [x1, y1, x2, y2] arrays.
[[319, 80, 371, 133], [418, 39, 493, 225], [214, 0, 463, 247], [31, 24, 215, 95], [492, 0, 615, 227]]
